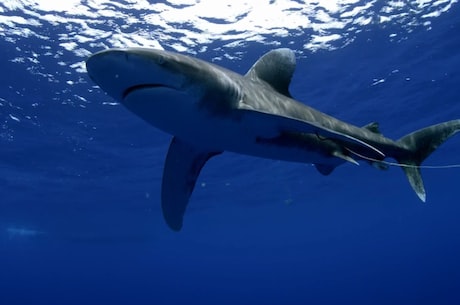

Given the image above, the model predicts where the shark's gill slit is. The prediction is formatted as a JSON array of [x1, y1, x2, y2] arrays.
[[122, 84, 170, 99]]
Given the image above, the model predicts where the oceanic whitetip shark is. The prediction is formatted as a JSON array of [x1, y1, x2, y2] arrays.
[[86, 48, 460, 231]]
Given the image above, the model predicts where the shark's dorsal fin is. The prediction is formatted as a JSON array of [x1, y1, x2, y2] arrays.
[[162, 137, 221, 231], [245, 48, 296, 97]]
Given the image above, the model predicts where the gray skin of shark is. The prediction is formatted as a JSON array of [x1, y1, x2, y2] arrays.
[[86, 48, 460, 231]]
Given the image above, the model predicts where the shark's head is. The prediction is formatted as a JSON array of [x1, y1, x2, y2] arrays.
[[86, 48, 242, 135], [86, 48, 203, 101]]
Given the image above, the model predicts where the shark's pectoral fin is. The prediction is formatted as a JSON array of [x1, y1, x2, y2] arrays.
[[162, 137, 221, 231]]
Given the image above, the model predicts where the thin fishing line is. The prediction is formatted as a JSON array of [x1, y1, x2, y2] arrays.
[[344, 147, 460, 169]]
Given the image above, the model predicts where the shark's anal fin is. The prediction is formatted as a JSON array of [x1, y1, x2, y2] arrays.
[[161, 137, 221, 231], [314, 164, 336, 176]]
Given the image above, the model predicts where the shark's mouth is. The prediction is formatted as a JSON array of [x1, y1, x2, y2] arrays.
[[122, 84, 174, 99]]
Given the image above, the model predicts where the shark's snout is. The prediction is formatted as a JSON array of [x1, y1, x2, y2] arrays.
[[86, 48, 183, 101]]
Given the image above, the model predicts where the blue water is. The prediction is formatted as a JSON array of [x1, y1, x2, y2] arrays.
[[1, 2, 460, 305]]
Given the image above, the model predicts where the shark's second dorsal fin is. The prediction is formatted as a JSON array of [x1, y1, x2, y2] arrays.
[[245, 48, 296, 97], [363, 122, 381, 134]]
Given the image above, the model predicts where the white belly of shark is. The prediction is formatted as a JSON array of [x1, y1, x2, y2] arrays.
[[124, 85, 333, 164], [86, 47, 460, 231]]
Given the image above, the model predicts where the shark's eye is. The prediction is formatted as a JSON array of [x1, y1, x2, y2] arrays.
[[157, 55, 165, 65]]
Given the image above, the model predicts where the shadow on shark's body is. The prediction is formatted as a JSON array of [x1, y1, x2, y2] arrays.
[[86, 48, 460, 231]]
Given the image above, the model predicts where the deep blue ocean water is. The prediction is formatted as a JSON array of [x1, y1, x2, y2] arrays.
[[1, 1, 460, 304]]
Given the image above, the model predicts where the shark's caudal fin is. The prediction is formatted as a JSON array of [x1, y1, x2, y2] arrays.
[[395, 119, 460, 202]]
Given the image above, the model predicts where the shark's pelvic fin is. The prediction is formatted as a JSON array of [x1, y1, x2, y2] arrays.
[[395, 119, 460, 202], [161, 137, 221, 231], [314, 152, 358, 176], [245, 48, 296, 98]]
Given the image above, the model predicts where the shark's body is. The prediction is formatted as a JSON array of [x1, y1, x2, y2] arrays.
[[86, 48, 460, 231]]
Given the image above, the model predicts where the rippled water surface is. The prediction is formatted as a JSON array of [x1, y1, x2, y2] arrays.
[[1, 1, 460, 304]]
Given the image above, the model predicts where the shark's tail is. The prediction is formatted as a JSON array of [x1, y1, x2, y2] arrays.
[[395, 119, 460, 202]]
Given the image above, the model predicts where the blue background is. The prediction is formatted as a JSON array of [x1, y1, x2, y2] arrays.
[[1, 2, 460, 305]]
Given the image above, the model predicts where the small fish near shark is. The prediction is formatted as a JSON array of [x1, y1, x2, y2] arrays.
[[86, 47, 460, 231]]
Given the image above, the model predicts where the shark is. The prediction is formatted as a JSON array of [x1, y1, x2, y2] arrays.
[[86, 48, 460, 231]]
